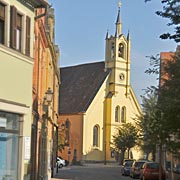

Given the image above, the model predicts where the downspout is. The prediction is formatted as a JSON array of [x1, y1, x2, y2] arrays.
[[34, 5, 48, 20]]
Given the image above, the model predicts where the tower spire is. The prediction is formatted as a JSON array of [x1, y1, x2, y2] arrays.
[[115, 1, 122, 37]]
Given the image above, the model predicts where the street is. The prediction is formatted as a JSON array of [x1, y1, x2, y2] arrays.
[[53, 163, 131, 180]]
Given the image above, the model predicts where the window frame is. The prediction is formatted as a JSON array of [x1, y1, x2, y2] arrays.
[[93, 125, 99, 147], [65, 120, 70, 146], [118, 43, 125, 58], [121, 106, 126, 123], [115, 105, 120, 122], [0, 2, 5, 45], [16, 13, 22, 51], [10, 5, 31, 55]]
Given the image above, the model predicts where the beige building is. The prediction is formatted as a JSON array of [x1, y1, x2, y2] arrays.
[[0, 0, 46, 180], [58, 7, 142, 164]]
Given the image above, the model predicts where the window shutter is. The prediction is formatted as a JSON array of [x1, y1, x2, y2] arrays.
[[0, 3, 5, 19], [10, 6, 17, 49], [26, 16, 31, 56]]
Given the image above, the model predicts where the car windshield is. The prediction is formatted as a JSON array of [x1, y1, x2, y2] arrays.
[[147, 163, 159, 169], [136, 162, 146, 168], [124, 161, 133, 167]]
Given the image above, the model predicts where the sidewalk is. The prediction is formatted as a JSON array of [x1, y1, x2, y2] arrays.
[[51, 162, 120, 180]]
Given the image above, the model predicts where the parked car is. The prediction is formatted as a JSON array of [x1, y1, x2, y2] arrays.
[[174, 163, 180, 174], [56, 157, 66, 168], [130, 160, 148, 179], [121, 160, 134, 176], [123, 159, 135, 164], [140, 162, 166, 180]]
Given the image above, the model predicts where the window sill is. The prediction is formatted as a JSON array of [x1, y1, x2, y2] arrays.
[[0, 44, 33, 63]]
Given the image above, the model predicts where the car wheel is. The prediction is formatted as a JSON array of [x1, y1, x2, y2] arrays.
[[59, 164, 63, 168]]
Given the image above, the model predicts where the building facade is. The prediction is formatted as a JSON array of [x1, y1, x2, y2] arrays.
[[31, 3, 60, 180], [58, 7, 142, 164], [0, 0, 45, 179]]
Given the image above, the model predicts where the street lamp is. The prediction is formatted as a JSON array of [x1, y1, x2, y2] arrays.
[[45, 87, 53, 104]]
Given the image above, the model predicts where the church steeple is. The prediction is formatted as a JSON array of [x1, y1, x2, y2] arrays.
[[115, 2, 122, 37], [105, 1, 131, 95]]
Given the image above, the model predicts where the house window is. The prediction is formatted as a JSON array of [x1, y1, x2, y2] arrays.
[[0, 3, 5, 44], [121, 106, 126, 123], [25, 16, 31, 56], [93, 125, 99, 147], [115, 106, 120, 122], [10, 6, 31, 55], [118, 43, 124, 58], [16, 13, 22, 51]]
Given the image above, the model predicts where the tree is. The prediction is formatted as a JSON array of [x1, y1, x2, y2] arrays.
[[112, 123, 138, 165], [135, 89, 159, 161], [158, 49, 180, 157], [145, 0, 180, 42]]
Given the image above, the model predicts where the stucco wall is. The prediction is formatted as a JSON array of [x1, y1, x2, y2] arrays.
[[82, 76, 109, 161], [58, 114, 83, 163], [0, 49, 33, 106], [110, 86, 143, 160]]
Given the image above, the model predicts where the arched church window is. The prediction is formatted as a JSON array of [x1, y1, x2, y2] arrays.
[[121, 106, 126, 123], [65, 119, 70, 145], [115, 106, 120, 122], [93, 125, 99, 147], [118, 43, 124, 58]]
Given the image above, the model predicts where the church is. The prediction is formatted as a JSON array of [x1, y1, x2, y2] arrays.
[[58, 6, 142, 164]]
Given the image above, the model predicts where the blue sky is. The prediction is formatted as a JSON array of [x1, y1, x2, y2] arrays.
[[49, 0, 177, 104]]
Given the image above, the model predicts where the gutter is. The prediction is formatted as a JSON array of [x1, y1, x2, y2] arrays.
[[34, 0, 50, 20]]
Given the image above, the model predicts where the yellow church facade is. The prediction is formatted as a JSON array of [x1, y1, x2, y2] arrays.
[[58, 7, 142, 164]]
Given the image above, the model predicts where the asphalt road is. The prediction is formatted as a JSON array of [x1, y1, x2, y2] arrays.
[[53, 163, 131, 180]]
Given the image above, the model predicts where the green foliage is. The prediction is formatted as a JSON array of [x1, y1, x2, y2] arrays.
[[145, 0, 180, 42], [158, 50, 180, 156], [140, 49, 180, 158], [112, 123, 138, 153], [136, 89, 159, 157], [145, 54, 160, 75]]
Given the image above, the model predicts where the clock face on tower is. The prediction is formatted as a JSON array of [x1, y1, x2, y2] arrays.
[[119, 73, 125, 81]]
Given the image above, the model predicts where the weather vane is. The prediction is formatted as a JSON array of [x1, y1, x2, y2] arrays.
[[118, 1, 122, 9]]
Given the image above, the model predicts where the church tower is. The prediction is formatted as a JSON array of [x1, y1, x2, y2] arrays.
[[105, 3, 131, 96]]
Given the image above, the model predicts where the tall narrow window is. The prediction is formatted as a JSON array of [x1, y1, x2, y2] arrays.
[[10, 6, 17, 49], [65, 120, 70, 145], [10, 6, 22, 51], [115, 106, 120, 122], [16, 14, 22, 51], [93, 125, 99, 147], [118, 43, 124, 58], [0, 3, 5, 44], [26, 16, 31, 56], [121, 106, 126, 123]]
